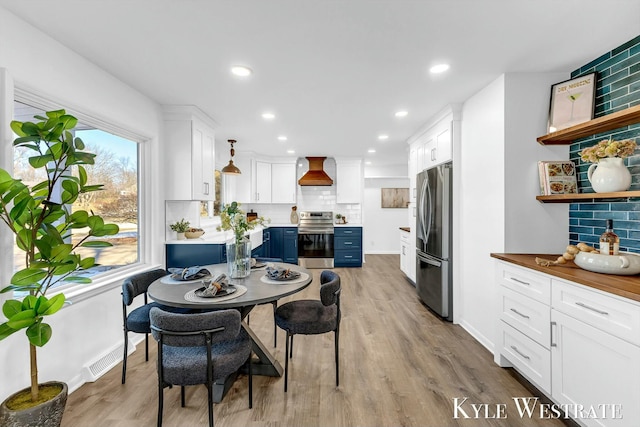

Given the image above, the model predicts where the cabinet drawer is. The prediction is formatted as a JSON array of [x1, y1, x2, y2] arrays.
[[283, 228, 298, 236], [335, 236, 362, 250], [500, 321, 551, 394], [497, 262, 551, 304], [500, 287, 550, 348], [335, 249, 362, 267], [335, 227, 362, 238], [552, 279, 640, 346]]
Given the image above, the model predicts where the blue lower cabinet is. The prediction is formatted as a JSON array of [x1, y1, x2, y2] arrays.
[[334, 227, 362, 267], [166, 244, 226, 269], [267, 227, 298, 264], [283, 234, 298, 264]]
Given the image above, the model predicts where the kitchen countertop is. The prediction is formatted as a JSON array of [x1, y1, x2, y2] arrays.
[[399, 227, 410, 232], [491, 253, 640, 303]]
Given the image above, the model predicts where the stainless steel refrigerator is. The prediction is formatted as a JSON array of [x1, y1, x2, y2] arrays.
[[416, 162, 453, 321]]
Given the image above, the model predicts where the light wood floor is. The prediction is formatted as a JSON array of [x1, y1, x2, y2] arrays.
[[61, 255, 565, 427]]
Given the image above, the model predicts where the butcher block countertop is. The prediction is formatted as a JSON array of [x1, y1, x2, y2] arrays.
[[491, 253, 640, 303]]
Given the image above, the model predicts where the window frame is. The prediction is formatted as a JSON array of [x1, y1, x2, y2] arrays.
[[10, 87, 159, 303]]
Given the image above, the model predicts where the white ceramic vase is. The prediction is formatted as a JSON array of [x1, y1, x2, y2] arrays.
[[587, 157, 632, 193]]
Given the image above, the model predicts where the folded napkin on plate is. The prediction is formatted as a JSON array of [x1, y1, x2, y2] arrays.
[[198, 274, 229, 297], [168, 266, 211, 281], [265, 266, 301, 281]]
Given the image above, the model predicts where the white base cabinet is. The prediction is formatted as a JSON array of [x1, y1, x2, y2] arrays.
[[551, 309, 639, 427], [400, 229, 415, 283], [495, 261, 640, 427]]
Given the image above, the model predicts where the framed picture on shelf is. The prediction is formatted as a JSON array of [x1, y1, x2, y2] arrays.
[[547, 72, 596, 133]]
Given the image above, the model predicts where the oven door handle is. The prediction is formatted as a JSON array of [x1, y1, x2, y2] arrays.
[[298, 230, 335, 235]]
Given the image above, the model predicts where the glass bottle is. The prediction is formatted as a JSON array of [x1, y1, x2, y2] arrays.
[[599, 219, 620, 255]]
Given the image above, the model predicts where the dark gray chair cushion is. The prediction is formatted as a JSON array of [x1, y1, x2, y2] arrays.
[[275, 300, 337, 335], [160, 329, 251, 385], [126, 302, 190, 333], [149, 308, 251, 386]]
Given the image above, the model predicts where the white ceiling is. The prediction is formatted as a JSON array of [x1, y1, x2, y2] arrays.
[[1, 0, 640, 168]]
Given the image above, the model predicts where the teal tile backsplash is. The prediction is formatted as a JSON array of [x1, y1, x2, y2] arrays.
[[568, 35, 640, 253]]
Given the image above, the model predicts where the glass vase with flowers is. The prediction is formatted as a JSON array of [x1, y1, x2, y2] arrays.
[[217, 202, 268, 278], [580, 138, 637, 193]]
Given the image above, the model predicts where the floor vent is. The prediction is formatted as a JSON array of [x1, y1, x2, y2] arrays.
[[82, 344, 124, 382]]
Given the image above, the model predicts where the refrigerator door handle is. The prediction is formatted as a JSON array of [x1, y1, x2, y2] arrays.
[[417, 252, 441, 267], [425, 176, 432, 245]]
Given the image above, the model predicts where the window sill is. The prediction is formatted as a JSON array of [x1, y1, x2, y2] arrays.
[[61, 262, 163, 305]]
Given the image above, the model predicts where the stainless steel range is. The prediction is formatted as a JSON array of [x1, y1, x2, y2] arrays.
[[297, 211, 334, 268]]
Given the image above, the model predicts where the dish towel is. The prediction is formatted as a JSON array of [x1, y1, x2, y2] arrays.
[[168, 266, 211, 281]]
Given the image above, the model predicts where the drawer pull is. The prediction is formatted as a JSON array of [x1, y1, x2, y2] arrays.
[[510, 277, 530, 286], [509, 308, 530, 319], [510, 345, 530, 360], [575, 301, 609, 315], [344, 242, 353, 245], [344, 255, 353, 258]]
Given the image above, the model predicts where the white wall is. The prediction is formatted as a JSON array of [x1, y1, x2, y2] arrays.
[[363, 178, 410, 254], [457, 72, 569, 352], [0, 7, 163, 401]]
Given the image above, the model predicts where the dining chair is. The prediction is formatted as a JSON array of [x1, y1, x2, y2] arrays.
[[121, 269, 190, 384], [274, 270, 341, 392], [249, 256, 283, 347], [149, 308, 253, 427]]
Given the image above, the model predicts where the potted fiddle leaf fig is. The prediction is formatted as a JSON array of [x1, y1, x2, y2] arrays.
[[0, 109, 119, 427]]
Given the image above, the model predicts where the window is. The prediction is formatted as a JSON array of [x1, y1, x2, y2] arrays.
[[12, 101, 140, 287]]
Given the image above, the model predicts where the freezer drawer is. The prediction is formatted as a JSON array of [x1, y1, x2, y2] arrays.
[[416, 251, 452, 320]]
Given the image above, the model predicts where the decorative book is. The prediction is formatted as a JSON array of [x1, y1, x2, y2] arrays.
[[537, 161, 578, 195]]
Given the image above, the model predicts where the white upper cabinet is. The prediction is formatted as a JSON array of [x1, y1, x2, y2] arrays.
[[408, 105, 458, 175], [222, 154, 252, 205], [336, 159, 362, 203], [253, 160, 272, 203], [163, 106, 216, 201], [271, 163, 297, 204]]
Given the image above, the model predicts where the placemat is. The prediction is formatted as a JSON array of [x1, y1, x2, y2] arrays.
[[184, 285, 247, 303], [260, 271, 309, 285], [160, 275, 207, 285]]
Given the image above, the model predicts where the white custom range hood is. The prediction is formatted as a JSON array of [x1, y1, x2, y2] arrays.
[[298, 156, 334, 186]]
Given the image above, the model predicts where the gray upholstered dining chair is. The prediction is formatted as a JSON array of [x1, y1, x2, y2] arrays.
[[274, 270, 341, 392], [121, 269, 191, 384], [149, 307, 253, 427]]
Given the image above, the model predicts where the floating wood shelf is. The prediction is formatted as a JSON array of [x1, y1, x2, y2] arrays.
[[537, 104, 640, 145], [536, 191, 640, 203]]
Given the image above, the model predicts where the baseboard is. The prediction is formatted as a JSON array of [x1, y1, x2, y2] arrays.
[[459, 319, 495, 354]]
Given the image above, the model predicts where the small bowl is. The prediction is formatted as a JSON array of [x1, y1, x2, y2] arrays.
[[574, 251, 640, 275], [184, 230, 205, 239]]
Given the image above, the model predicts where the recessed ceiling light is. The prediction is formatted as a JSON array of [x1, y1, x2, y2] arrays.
[[262, 112, 275, 120], [430, 63, 450, 74], [365, 161, 372, 165], [278, 135, 288, 141], [287, 149, 295, 154], [395, 111, 408, 117], [378, 134, 389, 140], [368, 149, 376, 153], [231, 65, 252, 77]]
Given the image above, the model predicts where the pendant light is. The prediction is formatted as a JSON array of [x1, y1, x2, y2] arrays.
[[221, 139, 241, 175]]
